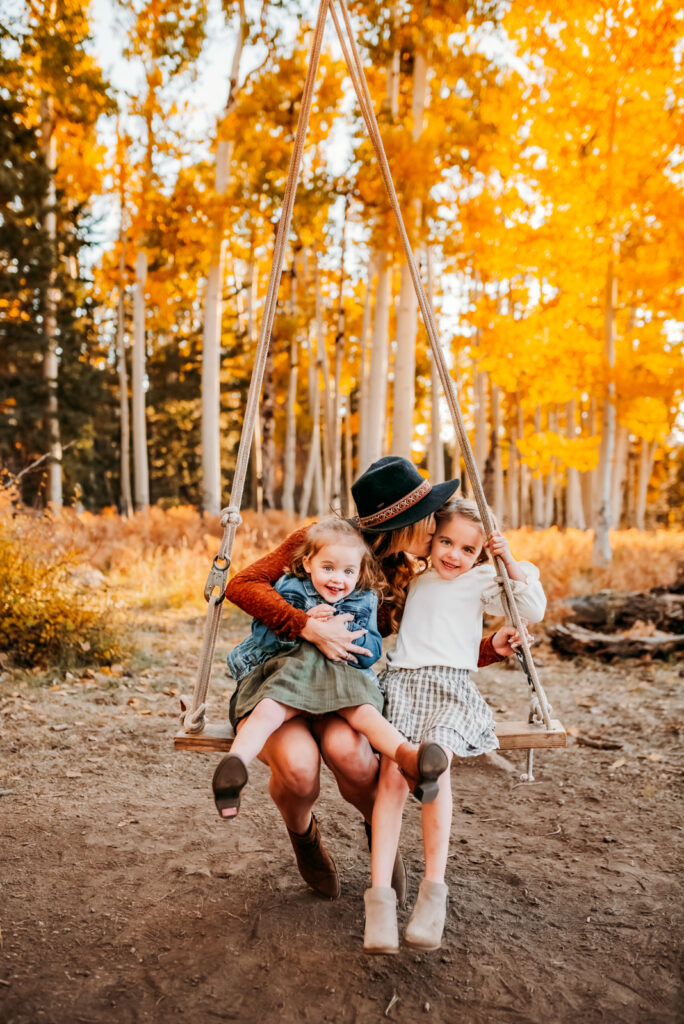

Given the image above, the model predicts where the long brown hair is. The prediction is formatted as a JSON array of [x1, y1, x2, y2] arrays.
[[362, 521, 429, 632], [289, 518, 384, 594]]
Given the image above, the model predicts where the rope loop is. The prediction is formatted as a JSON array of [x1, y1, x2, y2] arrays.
[[220, 506, 243, 528], [179, 695, 207, 734]]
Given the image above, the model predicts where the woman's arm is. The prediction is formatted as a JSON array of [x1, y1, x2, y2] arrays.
[[225, 526, 310, 639]]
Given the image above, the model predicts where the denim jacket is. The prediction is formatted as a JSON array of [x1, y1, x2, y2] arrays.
[[226, 574, 383, 683]]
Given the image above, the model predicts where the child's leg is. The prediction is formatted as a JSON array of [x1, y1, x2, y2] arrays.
[[370, 757, 409, 887], [404, 751, 453, 950], [364, 756, 408, 955], [338, 704, 406, 761], [338, 704, 449, 804], [230, 698, 300, 767], [420, 753, 453, 883]]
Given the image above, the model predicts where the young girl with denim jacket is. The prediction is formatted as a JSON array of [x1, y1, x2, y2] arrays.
[[213, 517, 447, 819]]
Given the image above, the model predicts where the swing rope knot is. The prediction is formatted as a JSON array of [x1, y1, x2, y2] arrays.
[[220, 506, 243, 528], [179, 695, 207, 733]]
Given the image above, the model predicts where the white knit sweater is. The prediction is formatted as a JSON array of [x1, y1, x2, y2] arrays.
[[386, 561, 546, 672]]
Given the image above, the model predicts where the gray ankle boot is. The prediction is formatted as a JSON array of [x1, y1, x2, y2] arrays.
[[404, 878, 448, 950], [363, 887, 399, 954]]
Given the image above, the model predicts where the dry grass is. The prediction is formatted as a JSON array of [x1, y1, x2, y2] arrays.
[[2, 497, 682, 670]]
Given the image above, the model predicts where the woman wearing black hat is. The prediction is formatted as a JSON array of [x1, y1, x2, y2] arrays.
[[223, 456, 524, 902]]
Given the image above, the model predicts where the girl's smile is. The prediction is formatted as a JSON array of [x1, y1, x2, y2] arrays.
[[302, 543, 362, 603], [430, 516, 484, 580]]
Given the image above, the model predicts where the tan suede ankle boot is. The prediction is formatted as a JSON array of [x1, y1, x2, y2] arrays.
[[363, 887, 399, 954], [404, 878, 448, 950]]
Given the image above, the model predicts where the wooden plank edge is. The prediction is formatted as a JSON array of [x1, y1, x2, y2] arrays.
[[175, 720, 567, 753]]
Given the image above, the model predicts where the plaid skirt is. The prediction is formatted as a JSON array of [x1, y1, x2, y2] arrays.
[[229, 641, 384, 728], [378, 665, 499, 757]]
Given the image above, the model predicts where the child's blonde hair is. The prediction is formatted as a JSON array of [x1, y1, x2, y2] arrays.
[[434, 498, 495, 567], [289, 517, 383, 592]]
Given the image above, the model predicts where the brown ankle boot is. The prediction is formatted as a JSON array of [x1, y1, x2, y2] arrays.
[[394, 741, 449, 804], [287, 814, 340, 899]]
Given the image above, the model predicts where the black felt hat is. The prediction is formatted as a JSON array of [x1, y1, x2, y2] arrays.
[[351, 456, 460, 534]]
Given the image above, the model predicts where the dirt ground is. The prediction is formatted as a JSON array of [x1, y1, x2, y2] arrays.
[[1, 606, 682, 1024]]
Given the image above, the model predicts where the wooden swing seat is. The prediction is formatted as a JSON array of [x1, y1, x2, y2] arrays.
[[174, 719, 566, 753]]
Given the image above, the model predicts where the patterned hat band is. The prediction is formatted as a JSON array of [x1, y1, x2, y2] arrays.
[[356, 479, 432, 529]]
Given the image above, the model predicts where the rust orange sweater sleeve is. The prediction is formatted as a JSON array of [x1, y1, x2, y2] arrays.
[[224, 526, 311, 640]]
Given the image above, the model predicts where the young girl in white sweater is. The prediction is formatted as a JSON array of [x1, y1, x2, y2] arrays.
[[364, 498, 547, 955]]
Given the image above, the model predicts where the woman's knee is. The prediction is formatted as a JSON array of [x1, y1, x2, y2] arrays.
[[316, 716, 379, 787], [259, 721, 321, 799]]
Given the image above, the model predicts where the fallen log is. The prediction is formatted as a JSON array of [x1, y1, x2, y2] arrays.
[[568, 590, 684, 633], [549, 622, 684, 660]]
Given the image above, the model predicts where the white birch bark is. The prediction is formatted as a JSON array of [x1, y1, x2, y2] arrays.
[[313, 253, 334, 505], [610, 421, 629, 529], [299, 326, 319, 519], [593, 245, 617, 566], [344, 403, 353, 514], [506, 410, 519, 529], [635, 438, 656, 530], [281, 265, 298, 516], [245, 252, 263, 513], [473, 360, 488, 477], [40, 90, 62, 508], [364, 250, 391, 466], [532, 406, 544, 530], [357, 258, 374, 474], [491, 383, 504, 524], [331, 200, 348, 509], [200, 6, 247, 515], [116, 220, 133, 517], [132, 250, 149, 510], [581, 396, 597, 528], [565, 399, 585, 529], [517, 402, 529, 527], [426, 249, 444, 483]]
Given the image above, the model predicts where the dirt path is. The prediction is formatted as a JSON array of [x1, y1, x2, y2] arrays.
[[1, 609, 682, 1024]]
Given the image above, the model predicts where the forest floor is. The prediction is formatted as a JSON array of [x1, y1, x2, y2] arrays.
[[1, 605, 682, 1024]]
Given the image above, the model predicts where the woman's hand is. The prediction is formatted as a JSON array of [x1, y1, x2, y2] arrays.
[[491, 621, 534, 657], [300, 612, 372, 664], [306, 603, 335, 621]]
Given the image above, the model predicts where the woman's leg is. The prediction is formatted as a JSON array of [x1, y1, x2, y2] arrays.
[[258, 716, 339, 898], [230, 698, 299, 768], [312, 714, 379, 823]]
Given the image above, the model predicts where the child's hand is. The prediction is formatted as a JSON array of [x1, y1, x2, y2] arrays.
[[306, 603, 334, 621], [486, 530, 513, 564], [491, 621, 534, 657]]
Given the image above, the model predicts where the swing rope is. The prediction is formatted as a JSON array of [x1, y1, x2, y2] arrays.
[[179, 0, 332, 733], [181, 0, 552, 734]]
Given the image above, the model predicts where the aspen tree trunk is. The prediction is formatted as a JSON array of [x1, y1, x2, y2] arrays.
[[491, 383, 504, 524], [281, 264, 298, 516], [365, 250, 391, 465], [635, 439, 656, 530], [313, 253, 334, 505], [299, 325, 320, 519], [200, 4, 247, 515], [331, 200, 348, 509], [473, 360, 488, 477], [132, 250, 149, 510], [543, 407, 556, 527], [581, 397, 597, 528], [116, 222, 133, 517], [532, 406, 544, 530], [517, 401, 529, 526], [344, 405, 353, 514], [40, 90, 62, 508], [357, 258, 374, 473], [392, 28, 428, 456], [565, 399, 585, 529], [610, 422, 629, 529], [245, 252, 263, 513], [426, 250, 444, 483], [506, 409, 519, 529], [593, 244, 618, 566], [261, 345, 276, 510]]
